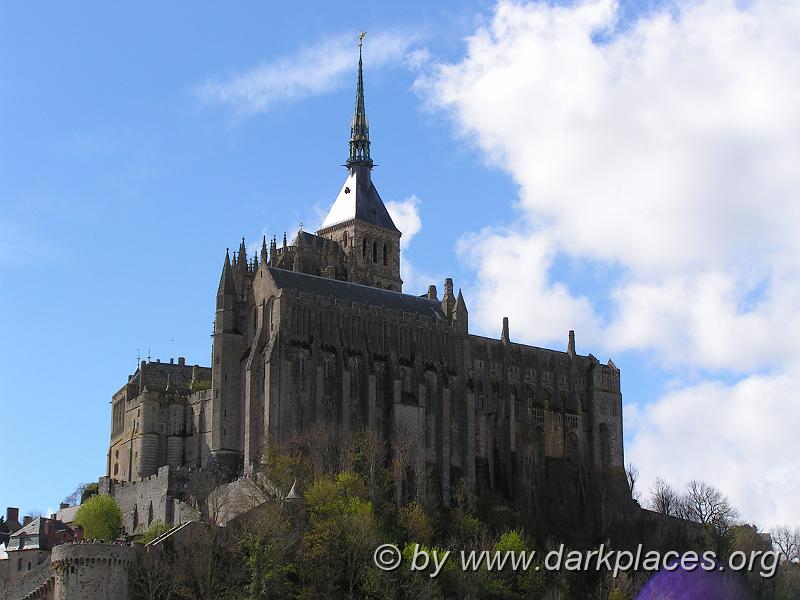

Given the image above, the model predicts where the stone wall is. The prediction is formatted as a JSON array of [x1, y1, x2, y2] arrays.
[[0, 560, 53, 600], [99, 466, 199, 534], [51, 543, 135, 600]]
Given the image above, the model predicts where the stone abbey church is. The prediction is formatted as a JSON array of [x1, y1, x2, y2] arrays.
[[106, 44, 626, 520]]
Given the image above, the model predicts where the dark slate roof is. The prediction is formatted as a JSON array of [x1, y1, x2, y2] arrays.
[[318, 166, 400, 233], [267, 267, 445, 320], [130, 362, 212, 392], [291, 230, 341, 252]]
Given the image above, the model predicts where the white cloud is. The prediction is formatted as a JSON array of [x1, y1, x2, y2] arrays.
[[418, 0, 800, 364], [418, 0, 800, 527], [199, 31, 419, 117], [386, 194, 422, 250], [629, 368, 800, 529], [386, 194, 441, 294], [456, 227, 601, 344]]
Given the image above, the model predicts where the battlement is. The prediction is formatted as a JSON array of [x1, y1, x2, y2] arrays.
[[51, 540, 136, 568]]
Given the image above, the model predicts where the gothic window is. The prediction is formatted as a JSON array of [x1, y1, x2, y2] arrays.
[[343, 232, 348, 247], [383, 242, 388, 266], [372, 240, 378, 263], [362, 237, 367, 257]]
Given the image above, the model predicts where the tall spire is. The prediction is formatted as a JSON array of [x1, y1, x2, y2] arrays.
[[347, 31, 372, 170]]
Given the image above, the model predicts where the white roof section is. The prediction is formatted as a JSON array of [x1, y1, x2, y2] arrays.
[[318, 167, 400, 233], [320, 171, 358, 230]]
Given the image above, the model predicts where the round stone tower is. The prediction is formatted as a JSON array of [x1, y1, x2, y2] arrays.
[[51, 542, 136, 600]]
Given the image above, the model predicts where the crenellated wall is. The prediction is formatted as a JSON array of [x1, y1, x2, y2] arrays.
[[51, 543, 136, 600], [99, 466, 199, 535]]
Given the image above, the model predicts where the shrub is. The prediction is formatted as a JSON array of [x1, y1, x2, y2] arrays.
[[74, 494, 122, 541]]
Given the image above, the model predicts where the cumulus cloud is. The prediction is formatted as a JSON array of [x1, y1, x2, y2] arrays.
[[457, 228, 601, 343], [386, 194, 422, 250], [199, 31, 419, 117], [418, 0, 800, 527], [629, 368, 800, 528], [386, 195, 441, 294]]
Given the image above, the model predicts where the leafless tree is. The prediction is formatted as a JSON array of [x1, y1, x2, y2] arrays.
[[682, 480, 739, 530], [302, 423, 353, 477], [772, 526, 800, 563], [625, 464, 640, 502], [648, 477, 681, 516], [129, 551, 178, 600]]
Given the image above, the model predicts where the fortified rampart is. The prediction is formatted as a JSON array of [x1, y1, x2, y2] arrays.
[[99, 465, 199, 535], [51, 543, 136, 600], [0, 543, 136, 600]]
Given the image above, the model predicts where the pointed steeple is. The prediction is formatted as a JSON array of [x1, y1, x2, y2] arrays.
[[261, 235, 268, 264], [347, 32, 372, 170], [454, 288, 468, 331], [237, 237, 247, 272], [217, 249, 237, 300]]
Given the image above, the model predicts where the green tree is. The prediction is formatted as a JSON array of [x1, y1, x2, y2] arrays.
[[141, 520, 172, 545], [74, 494, 122, 541], [301, 472, 379, 597]]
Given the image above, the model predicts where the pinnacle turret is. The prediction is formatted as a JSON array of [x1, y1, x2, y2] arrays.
[[217, 249, 237, 299], [237, 237, 247, 272]]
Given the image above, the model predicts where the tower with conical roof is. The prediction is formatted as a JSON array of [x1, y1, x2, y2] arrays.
[[316, 32, 403, 292]]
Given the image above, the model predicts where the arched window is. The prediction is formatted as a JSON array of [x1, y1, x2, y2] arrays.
[[372, 240, 378, 263], [343, 232, 348, 248], [362, 237, 367, 257], [383, 242, 388, 266]]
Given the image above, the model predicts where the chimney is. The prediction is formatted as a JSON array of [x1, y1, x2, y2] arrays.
[[427, 285, 438, 300], [169, 358, 174, 364], [6, 507, 19, 526], [178, 356, 185, 366], [501, 317, 510, 344], [568, 330, 576, 359], [59, 502, 69, 510], [23, 515, 32, 526]]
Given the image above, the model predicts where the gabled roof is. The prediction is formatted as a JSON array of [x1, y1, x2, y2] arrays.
[[290, 230, 341, 252], [267, 267, 444, 320], [318, 167, 399, 233]]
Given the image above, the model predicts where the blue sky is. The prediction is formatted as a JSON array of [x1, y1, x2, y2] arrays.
[[2, 0, 798, 529]]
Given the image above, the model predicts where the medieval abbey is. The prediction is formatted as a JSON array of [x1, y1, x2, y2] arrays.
[[104, 41, 626, 528]]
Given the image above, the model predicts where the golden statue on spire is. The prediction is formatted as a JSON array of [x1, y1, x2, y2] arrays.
[[358, 30, 366, 47]]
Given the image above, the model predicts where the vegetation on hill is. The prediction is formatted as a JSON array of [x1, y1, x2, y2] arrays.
[[127, 426, 799, 600]]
